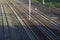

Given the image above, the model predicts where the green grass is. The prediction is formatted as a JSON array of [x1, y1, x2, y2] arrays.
[[36, 0, 60, 8], [45, 2, 60, 8]]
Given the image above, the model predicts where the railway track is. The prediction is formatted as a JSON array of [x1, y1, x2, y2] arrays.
[[19, 6, 60, 39], [6, 0, 50, 40], [3, 3, 32, 40], [12, 0, 60, 38], [6, 0, 39, 40], [31, 3, 60, 24], [0, 4, 4, 40], [16, 0, 60, 35], [20, 5, 60, 40], [1, 3, 12, 40], [6, 0, 60, 40], [13, 0, 60, 29]]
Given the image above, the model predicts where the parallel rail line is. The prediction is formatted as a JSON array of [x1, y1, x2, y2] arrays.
[[1, 3, 12, 40], [6, 0, 60, 40]]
